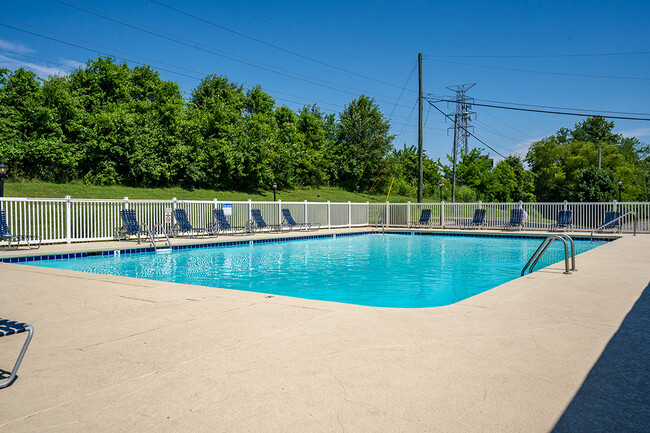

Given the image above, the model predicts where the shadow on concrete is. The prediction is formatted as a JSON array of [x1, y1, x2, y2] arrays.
[[552, 283, 650, 432]]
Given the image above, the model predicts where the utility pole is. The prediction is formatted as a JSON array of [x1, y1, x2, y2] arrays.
[[451, 114, 458, 203], [417, 53, 423, 203]]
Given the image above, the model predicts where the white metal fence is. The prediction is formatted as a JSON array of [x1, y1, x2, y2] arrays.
[[1, 197, 647, 245]]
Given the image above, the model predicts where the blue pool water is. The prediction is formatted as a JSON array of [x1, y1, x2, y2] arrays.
[[28, 234, 606, 308]]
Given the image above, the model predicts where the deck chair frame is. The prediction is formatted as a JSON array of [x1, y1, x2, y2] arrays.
[[251, 209, 282, 232], [551, 210, 573, 232], [172, 208, 206, 238], [281, 208, 319, 231], [503, 209, 525, 231], [463, 209, 486, 229], [602, 211, 622, 233], [115, 209, 149, 244], [0, 318, 34, 389], [1, 210, 42, 249], [410, 209, 432, 228], [210, 208, 250, 235]]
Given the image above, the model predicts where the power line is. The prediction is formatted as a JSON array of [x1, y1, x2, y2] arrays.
[[424, 57, 650, 81], [426, 100, 574, 194], [389, 60, 417, 119], [429, 98, 650, 121], [473, 98, 650, 117], [196, 1, 402, 75], [0, 44, 343, 115], [149, 0, 412, 91], [51, 2, 414, 107], [424, 51, 650, 59], [0, 20, 409, 112]]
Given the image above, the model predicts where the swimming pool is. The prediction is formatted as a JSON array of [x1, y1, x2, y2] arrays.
[[26, 233, 607, 308]]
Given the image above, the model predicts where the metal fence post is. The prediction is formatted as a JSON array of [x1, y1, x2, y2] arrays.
[[278, 199, 282, 225], [563, 200, 568, 211], [65, 195, 72, 244], [304, 200, 308, 224], [348, 201, 352, 228], [386, 202, 391, 226], [441, 201, 445, 227], [366, 201, 370, 226], [248, 199, 252, 226], [407, 201, 411, 227], [327, 200, 331, 229]]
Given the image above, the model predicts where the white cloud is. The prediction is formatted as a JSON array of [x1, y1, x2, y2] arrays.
[[0, 53, 83, 79], [0, 54, 69, 78], [0, 39, 35, 54], [616, 127, 650, 139]]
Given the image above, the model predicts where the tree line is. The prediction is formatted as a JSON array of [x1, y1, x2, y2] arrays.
[[1, 56, 648, 201]]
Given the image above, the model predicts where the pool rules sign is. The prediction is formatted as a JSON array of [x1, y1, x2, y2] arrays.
[[223, 204, 232, 216]]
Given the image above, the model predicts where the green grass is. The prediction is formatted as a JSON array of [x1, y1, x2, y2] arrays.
[[3, 180, 422, 203]]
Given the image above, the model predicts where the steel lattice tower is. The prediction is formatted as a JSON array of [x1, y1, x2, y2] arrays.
[[446, 83, 476, 154]]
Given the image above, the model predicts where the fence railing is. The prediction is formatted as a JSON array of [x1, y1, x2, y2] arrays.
[[1, 197, 647, 245]]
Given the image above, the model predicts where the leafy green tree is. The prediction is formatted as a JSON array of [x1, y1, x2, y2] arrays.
[[329, 95, 394, 192], [570, 167, 617, 202], [526, 116, 648, 201]]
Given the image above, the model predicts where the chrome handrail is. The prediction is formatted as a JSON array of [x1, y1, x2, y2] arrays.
[[521, 235, 573, 276], [590, 211, 636, 241], [375, 210, 385, 235], [148, 223, 172, 252]]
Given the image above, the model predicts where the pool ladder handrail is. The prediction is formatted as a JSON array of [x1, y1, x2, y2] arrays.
[[375, 210, 385, 234], [590, 211, 636, 241], [521, 234, 576, 276], [148, 223, 172, 253]]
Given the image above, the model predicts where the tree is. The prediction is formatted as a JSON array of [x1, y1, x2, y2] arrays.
[[526, 116, 648, 201], [329, 95, 394, 191], [570, 167, 617, 202]]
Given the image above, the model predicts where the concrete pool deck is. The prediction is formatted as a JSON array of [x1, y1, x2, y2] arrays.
[[1, 229, 648, 432]]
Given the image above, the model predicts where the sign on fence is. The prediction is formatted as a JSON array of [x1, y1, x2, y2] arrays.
[[223, 204, 232, 216]]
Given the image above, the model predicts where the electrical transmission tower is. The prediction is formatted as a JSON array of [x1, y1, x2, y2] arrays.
[[446, 83, 476, 154]]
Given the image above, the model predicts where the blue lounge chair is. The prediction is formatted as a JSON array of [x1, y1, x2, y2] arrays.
[[602, 211, 621, 232], [411, 209, 432, 228], [551, 210, 573, 231], [0, 318, 34, 389], [116, 209, 149, 244], [463, 209, 486, 229], [172, 208, 206, 237], [211, 208, 249, 235], [251, 209, 282, 232], [504, 209, 525, 231], [0, 209, 41, 249], [281, 208, 320, 231]]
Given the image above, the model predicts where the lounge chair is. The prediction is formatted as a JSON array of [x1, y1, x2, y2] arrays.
[[551, 210, 573, 231], [281, 208, 320, 231], [0, 209, 41, 249], [210, 208, 249, 235], [463, 209, 486, 229], [172, 208, 206, 237], [410, 209, 432, 228], [0, 318, 34, 389], [503, 209, 525, 231], [602, 211, 621, 232], [250, 209, 282, 232], [116, 209, 149, 244]]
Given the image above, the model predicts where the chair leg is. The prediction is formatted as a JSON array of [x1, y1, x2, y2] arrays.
[[0, 325, 34, 389]]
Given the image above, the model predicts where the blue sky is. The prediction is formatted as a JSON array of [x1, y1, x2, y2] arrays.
[[1, 0, 649, 164]]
